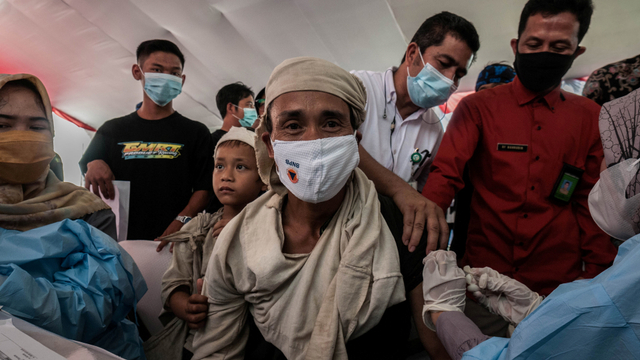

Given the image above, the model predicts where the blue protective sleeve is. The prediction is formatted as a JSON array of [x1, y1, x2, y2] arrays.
[[464, 235, 640, 360], [0, 219, 147, 360]]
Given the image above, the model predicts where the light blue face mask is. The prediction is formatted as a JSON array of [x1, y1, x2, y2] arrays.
[[406, 51, 457, 109], [142, 72, 183, 107], [233, 104, 258, 127]]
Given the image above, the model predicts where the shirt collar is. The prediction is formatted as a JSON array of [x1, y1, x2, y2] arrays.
[[512, 76, 563, 110]]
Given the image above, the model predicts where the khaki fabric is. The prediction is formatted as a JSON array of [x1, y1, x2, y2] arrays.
[[264, 57, 367, 128], [161, 208, 225, 308], [145, 209, 224, 359], [192, 169, 405, 360], [0, 73, 109, 231]]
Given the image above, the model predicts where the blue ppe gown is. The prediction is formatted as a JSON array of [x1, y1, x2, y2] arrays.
[[463, 234, 640, 359], [0, 219, 147, 360]]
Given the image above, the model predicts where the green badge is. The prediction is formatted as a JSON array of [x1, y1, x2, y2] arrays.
[[411, 150, 422, 164]]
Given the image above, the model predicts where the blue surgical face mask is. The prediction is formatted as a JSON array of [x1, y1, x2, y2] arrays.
[[142, 71, 183, 107], [233, 104, 258, 127], [406, 51, 457, 109]]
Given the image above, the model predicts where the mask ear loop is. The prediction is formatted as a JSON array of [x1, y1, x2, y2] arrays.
[[407, 46, 427, 78]]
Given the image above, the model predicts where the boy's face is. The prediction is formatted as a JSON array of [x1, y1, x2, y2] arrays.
[[213, 143, 266, 207]]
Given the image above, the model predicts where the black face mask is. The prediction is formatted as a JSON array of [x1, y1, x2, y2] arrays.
[[514, 49, 576, 93]]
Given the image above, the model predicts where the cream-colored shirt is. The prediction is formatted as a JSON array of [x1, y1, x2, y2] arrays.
[[192, 170, 405, 360], [160, 209, 224, 352]]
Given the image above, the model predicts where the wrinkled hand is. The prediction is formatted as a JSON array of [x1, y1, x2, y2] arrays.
[[421, 250, 466, 331], [185, 278, 208, 329], [155, 220, 184, 252], [212, 218, 230, 238], [84, 160, 115, 200], [464, 266, 543, 326], [392, 187, 448, 253]]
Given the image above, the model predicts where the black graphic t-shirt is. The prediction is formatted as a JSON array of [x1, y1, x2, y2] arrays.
[[80, 111, 213, 240]]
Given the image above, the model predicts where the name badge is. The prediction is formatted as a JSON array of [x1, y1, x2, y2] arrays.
[[497, 143, 528, 152]]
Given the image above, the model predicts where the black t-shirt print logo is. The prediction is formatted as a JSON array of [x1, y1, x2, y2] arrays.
[[118, 141, 184, 159]]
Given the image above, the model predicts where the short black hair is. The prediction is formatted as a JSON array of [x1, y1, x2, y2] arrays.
[[216, 82, 254, 119], [518, 0, 594, 43], [256, 87, 265, 101], [264, 102, 359, 134], [0, 79, 46, 115], [136, 39, 185, 68], [401, 11, 480, 64]]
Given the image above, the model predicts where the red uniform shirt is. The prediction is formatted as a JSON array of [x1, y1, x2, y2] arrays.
[[423, 77, 617, 295]]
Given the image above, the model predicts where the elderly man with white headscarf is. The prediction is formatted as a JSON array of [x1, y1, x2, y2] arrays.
[[192, 57, 432, 360]]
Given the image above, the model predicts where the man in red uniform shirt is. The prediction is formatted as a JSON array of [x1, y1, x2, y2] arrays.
[[422, 0, 617, 336]]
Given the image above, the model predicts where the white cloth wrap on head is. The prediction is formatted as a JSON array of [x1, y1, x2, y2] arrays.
[[589, 158, 640, 240], [214, 126, 257, 157], [255, 56, 367, 195]]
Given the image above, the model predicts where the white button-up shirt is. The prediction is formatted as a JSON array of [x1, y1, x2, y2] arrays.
[[352, 67, 444, 192]]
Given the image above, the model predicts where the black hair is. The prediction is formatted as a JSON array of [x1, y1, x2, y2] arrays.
[[401, 11, 480, 64], [518, 0, 594, 43], [136, 39, 185, 68], [256, 87, 266, 101], [264, 102, 359, 133], [216, 82, 254, 119], [0, 79, 46, 115]]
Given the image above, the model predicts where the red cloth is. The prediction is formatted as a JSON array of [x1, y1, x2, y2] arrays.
[[423, 77, 617, 295]]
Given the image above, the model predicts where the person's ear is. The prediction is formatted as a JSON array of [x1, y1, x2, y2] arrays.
[[261, 131, 274, 159], [574, 46, 586, 59], [355, 130, 362, 144], [132, 64, 143, 81], [510, 38, 518, 56], [260, 182, 268, 192], [181, 74, 186, 86], [405, 42, 420, 66], [227, 102, 237, 117]]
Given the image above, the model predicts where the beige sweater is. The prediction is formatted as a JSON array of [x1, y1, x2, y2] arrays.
[[192, 169, 405, 360]]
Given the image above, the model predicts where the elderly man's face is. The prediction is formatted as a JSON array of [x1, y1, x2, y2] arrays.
[[263, 91, 353, 157]]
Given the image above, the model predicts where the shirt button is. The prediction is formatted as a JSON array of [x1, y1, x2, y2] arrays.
[[518, 241, 524, 246], [531, 186, 535, 190], [535, 156, 540, 161], [537, 126, 542, 130], [515, 267, 520, 272], [523, 214, 528, 218], [393, 150, 397, 154]]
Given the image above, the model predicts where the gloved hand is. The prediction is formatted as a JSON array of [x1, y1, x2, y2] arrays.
[[422, 250, 467, 331], [464, 266, 543, 326]]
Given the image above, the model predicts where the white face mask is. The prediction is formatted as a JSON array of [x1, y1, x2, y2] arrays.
[[271, 134, 360, 203], [589, 158, 640, 240]]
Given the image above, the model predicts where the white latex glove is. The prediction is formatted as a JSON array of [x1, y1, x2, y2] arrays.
[[422, 250, 466, 331], [464, 266, 543, 326]]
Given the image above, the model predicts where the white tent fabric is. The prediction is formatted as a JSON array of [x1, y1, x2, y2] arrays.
[[0, 0, 638, 132]]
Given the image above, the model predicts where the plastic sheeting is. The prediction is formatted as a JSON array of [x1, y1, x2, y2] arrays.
[[0, 219, 147, 360], [462, 234, 640, 360]]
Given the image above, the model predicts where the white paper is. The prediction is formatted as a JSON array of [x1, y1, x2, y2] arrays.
[[0, 319, 66, 360], [91, 181, 130, 241]]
